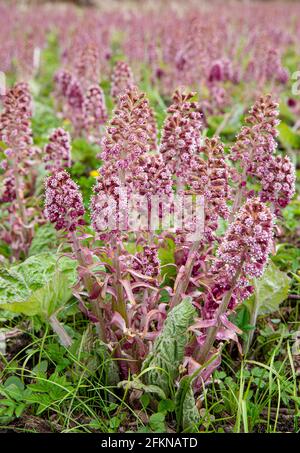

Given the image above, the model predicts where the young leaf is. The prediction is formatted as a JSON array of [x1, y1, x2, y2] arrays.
[[141, 296, 196, 397], [175, 375, 200, 433]]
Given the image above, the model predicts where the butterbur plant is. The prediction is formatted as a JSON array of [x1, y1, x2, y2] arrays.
[[0, 82, 41, 258], [197, 199, 274, 364], [44, 169, 107, 341], [40, 87, 295, 429]]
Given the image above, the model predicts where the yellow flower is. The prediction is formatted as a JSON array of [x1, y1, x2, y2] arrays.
[[90, 170, 99, 177]]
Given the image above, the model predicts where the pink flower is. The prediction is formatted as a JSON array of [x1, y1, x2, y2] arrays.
[[65, 77, 85, 131], [44, 127, 71, 172], [0, 170, 16, 203], [44, 170, 85, 232], [132, 245, 160, 279], [230, 94, 279, 174], [160, 89, 203, 181], [54, 69, 73, 100], [128, 153, 173, 197], [258, 155, 296, 212], [100, 88, 157, 167], [82, 85, 108, 136], [187, 137, 231, 241], [0, 82, 33, 166], [74, 43, 100, 91], [91, 166, 124, 234]]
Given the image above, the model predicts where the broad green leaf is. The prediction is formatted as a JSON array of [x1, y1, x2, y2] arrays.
[[141, 297, 196, 397], [278, 122, 300, 149], [245, 261, 290, 316], [0, 253, 77, 318], [29, 224, 58, 256]]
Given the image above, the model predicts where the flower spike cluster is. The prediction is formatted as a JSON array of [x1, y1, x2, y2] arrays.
[[91, 167, 124, 234], [110, 61, 135, 102], [128, 154, 173, 197], [0, 82, 34, 166], [230, 94, 279, 174], [257, 155, 296, 213], [44, 170, 85, 232], [205, 137, 230, 220], [101, 88, 158, 168], [187, 137, 230, 241], [83, 85, 108, 136], [75, 43, 100, 90], [203, 199, 274, 319], [92, 88, 159, 234], [43, 127, 71, 172], [160, 89, 203, 181], [230, 94, 295, 213], [54, 69, 73, 103], [65, 77, 85, 129]]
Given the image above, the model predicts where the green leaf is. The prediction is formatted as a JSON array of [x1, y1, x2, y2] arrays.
[[0, 253, 77, 318], [278, 122, 300, 149], [109, 416, 121, 430], [175, 375, 200, 432], [245, 261, 290, 316], [279, 102, 296, 123], [4, 376, 24, 391], [32, 360, 48, 376], [158, 238, 176, 284], [118, 377, 166, 400], [15, 403, 26, 418], [158, 399, 175, 414], [142, 297, 196, 397], [149, 412, 166, 432], [2, 384, 24, 402], [140, 393, 150, 409], [29, 224, 58, 256]]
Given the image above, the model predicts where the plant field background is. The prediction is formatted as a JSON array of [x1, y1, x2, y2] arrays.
[[0, 0, 299, 434]]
